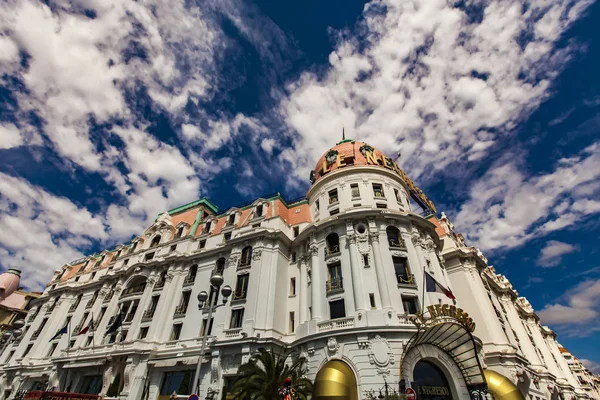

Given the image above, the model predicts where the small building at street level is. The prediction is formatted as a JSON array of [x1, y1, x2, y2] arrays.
[[0, 140, 596, 400]]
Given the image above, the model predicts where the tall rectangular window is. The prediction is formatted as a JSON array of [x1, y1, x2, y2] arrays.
[[5, 350, 15, 363], [47, 343, 58, 357], [289, 312, 295, 333], [160, 370, 195, 396], [234, 274, 249, 300], [328, 189, 338, 204], [201, 318, 214, 336], [329, 299, 346, 319], [351, 183, 360, 198], [180, 291, 191, 309], [198, 240, 206, 249], [22, 344, 33, 357], [139, 327, 149, 339], [293, 226, 299, 237], [170, 323, 182, 341], [369, 293, 376, 309], [372, 183, 384, 198], [175, 227, 184, 238], [290, 278, 296, 296], [394, 188, 402, 202], [327, 263, 343, 291], [230, 309, 244, 329], [393, 257, 411, 283], [256, 204, 263, 217], [402, 297, 419, 314]]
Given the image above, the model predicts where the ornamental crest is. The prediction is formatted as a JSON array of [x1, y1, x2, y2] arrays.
[[326, 337, 340, 355], [325, 150, 338, 166], [367, 335, 394, 374], [359, 144, 374, 156]]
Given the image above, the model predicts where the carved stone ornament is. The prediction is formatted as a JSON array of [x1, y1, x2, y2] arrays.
[[123, 363, 133, 391], [211, 357, 220, 383], [165, 272, 175, 282], [221, 353, 242, 371], [252, 250, 262, 261], [368, 335, 394, 374], [309, 245, 319, 257], [327, 337, 340, 355], [346, 233, 357, 245], [228, 254, 239, 267], [326, 256, 341, 265], [368, 233, 380, 244], [390, 250, 408, 258]]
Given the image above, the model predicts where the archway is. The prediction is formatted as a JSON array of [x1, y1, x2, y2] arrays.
[[313, 360, 358, 400], [413, 360, 453, 399]]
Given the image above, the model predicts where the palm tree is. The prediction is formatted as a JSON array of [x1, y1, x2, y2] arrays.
[[231, 347, 313, 400]]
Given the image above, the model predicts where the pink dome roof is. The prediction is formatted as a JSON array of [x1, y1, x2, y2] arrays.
[[0, 269, 21, 300]]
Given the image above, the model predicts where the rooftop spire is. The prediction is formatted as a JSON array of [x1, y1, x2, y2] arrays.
[[337, 127, 352, 144]]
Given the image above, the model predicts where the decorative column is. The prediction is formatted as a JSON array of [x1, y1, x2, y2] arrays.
[[369, 232, 392, 309], [299, 253, 308, 324], [309, 244, 324, 321], [502, 300, 543, 368], [347, 233, 366, 311]]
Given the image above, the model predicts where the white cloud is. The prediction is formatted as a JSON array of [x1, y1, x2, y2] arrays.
[[538, 279, 600, 330], [536, 240, 577, 267], [0, 173, 108, 289], [454, 142, 600, 251], [279, 0, 593, 184], [580, 359, 600, 374], [0, 123, 23, 149]]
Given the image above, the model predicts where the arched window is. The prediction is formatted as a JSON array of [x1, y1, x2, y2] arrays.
[[203, 221, 212, 234], [185, 264, 198, 284], [256, 204, 263, 217], [325, 233, 340, 256], [240, 246, 252, 267], [121, 276, 147, 297], [386, 226, 403, 247], [215, 257, 226, 274], [150, 235, 161, 248]]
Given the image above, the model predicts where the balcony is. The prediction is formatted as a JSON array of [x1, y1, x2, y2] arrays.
[[325, 246, 340, 258], [68, 303, 79, 313], [183, 274, 196, 286], [223, 328, 242, 338], [85, 299, 94, 309], [317, 316, 355, 332], [397, 273, 416, 288], [232, 291, 247, 302], [154, 280, 166, 290], [142, 308, 155, 322], [120, 283, 146, 298], [388, 238, 406, 248], [103, 292, 114, 303], [373, 190, 385, 198], [173, 305, 187, 318], [325, 277, 344, 295]]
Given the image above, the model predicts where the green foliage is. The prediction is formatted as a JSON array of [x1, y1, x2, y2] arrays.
[[231, 347, 313, 400]]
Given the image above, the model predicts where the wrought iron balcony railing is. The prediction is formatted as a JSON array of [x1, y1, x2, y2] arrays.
[[325, 246, 340, 257], [173, 304, 188, 318], [142, 308, 155, 321], [388, 238, 406, 248], [183, 274, 196, 286], [325, 277, 344, 294], [397, 273, 416, 286]]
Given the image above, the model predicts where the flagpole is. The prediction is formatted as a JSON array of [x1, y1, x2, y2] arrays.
[[421, 269, 426, 315], [91, 312, 95, 349]]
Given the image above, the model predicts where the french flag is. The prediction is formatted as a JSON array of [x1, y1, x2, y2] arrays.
[[425, 272, 455, 299]]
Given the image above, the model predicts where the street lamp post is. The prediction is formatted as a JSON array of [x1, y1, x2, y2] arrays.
[[192, 273, 232, 398], [0, 318, 25, 354]]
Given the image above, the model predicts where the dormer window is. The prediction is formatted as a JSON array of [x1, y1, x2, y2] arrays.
[[175, 227, 184, 238], [228, 213, 236, 226], [256, 204, 263, 217], [203, 221, 212, 234], [150, 235, 161, 248]]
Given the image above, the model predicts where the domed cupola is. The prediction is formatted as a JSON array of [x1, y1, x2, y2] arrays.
[[307, 137, 436, 218]]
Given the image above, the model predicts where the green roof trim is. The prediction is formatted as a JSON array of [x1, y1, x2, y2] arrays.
[[337, 138, 353, 144], [165, 197, 219, 216]]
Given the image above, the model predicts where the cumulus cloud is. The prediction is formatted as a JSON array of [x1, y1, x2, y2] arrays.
[[0, 123, 23, 149], [538, 279, 600, 333], [454, 142, 600, 251], [0, 173, 108, 289], [536, 240, 578, 267], [279, 0, 593, 185]]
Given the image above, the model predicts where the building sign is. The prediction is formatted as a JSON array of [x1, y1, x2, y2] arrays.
[[413, 304, 476, 332], [316, 148, 436, 215], [417, 385, 451, 396]]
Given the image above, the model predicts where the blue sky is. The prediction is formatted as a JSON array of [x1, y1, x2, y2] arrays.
[[1, 0, 599, 371]]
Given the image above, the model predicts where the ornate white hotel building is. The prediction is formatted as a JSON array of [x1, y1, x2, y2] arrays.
[[0, 140, 594, 400]]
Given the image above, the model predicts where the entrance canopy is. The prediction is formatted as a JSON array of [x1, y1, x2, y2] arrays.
[[402, 305, 487, 390]]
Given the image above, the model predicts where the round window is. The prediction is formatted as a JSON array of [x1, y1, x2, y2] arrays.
[[356, 224, 366, 234]]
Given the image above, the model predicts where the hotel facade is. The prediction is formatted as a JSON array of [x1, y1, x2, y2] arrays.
[[0, 141, 594, 400]]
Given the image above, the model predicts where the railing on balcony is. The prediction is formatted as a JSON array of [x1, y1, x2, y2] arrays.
[[328, 196, 339, 204], [388, 238, 406, 248], [325, 277, 343, 294], [374, 190, 385, 198], [239, 257, 251, 268], [121, 283, 146, 297], [154, 279, 166, 290], [31, 331, 41, 339], [325, 246, 340, 257], [317, 316, 355, 332], [183, 274, 196, 286], [85, 299, 94, 309], [46, 304, 57, 314], [142, 308, 156, 321], [223, 328, 242, 338], [68, 303, 78, 313], [73, 323, 83, 334], [173, 304, 188, 318], [397, 273, 416, 286], [103, 292, 114, 303], [233, 291, 247, 301]]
